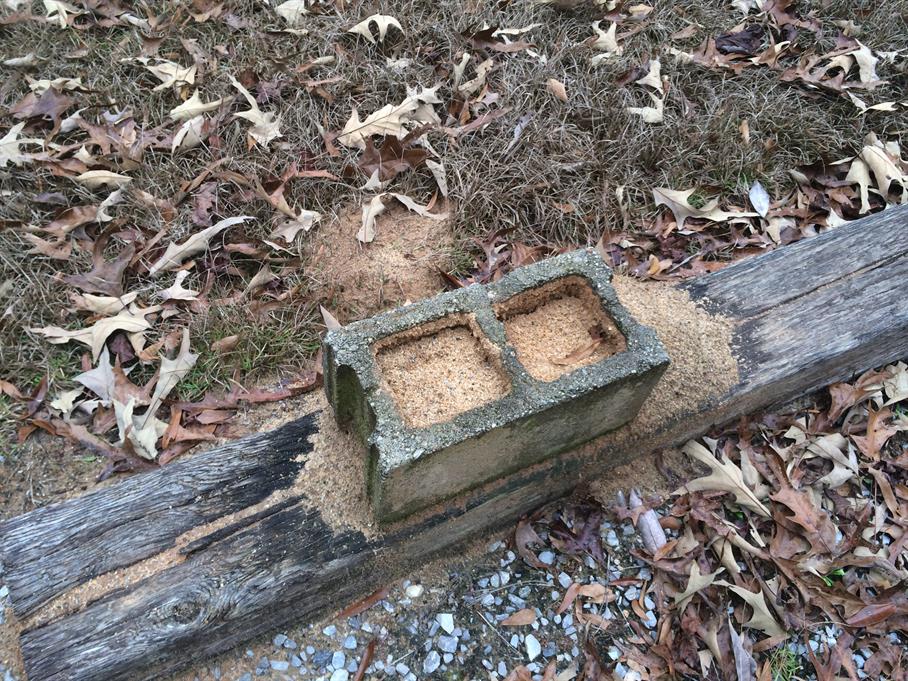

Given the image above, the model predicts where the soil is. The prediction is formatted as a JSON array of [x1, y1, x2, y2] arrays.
[[0, 434, 106, 522], [497, 276, 627, 382], [374, 315, 511, 429], [306, 205, 454, 322]]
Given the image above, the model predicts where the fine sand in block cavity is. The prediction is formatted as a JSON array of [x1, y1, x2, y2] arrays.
[[374, 316, 510, 429], [496, 276, 627, 382]]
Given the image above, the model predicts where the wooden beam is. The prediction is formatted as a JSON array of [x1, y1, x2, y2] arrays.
[[2, 206, 907, 681]]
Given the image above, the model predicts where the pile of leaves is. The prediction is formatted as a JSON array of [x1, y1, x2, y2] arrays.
[[510, 361, 908, 680]]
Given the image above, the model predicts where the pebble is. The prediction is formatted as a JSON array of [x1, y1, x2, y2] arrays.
[[538, 550, 555, 565], [269, 660, 289, 671], [405, 584, 424, 599], [436, 613, 455, 634], [416, 650, 438, 674], [343, 635, 357, 650], [331, 651, 346, 669], [329, 670, 349, 681], [558, 573, 572, 588], [498, 660, 507, 676], [438, 635, 458, 654], [323, 624, 337, 637], [526, 634, 541, 661], [273, 633, 287, 647]]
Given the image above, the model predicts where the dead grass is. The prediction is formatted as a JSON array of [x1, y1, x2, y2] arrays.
[[0, 0, 906, 433]]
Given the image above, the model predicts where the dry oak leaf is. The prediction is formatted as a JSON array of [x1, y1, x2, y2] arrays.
[[30, 303, 159, 361], [149, 215, 251, 276], [0, 123, 44, 167], [116, 328, 198, 460], [627, 91, 664, 124], [769, 486, 838, 554], [75, 345, 116, 401], [883, 362, 908, 405], [358, 191, 447, 242], [501, 608, 537, 627], [653, 187, 749, 230], [859, 140, 907, 200], [676, 440, 771, 517], [171, 115, 206, 153], [43, 0, 82, 27], [270, 209, 322, 243], [74, 170, 131, 189], [229, 75, 282, 147], [845, 157, 872, 214], [337, 86, 441, 149], [348, 14, 402, 44], [717, 580, 786, 638], [557, 582, 612, 614], [169, 91, 227, 121], [143, 327, 198, 427], [157, 270, 199, 301], [274, 0, 310, 27], [70, 291, 138, 315], [674, 562, 724, 612], [63, 242, 135, 296], [851, 406, 900, 460], [114, 396, 165, 460], [590, 21, 622, 65], [140, 58, 197, 92]]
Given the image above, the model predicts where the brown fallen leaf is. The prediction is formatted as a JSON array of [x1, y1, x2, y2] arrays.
[[501, 608, 537, 626], [211, 335, 239, 353], [546, 78, 568, 102], [676, 440, 771, 517], [851, 407, 899, 460], [515, 517, 548, 569], [335, 585, 390, 620], [557, 582, 612, 614], [769, 485, 837, 555], [62, 240, 135, 296], [352, 639, 375, 681]]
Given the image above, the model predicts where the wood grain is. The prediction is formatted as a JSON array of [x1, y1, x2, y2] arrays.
[[3, 205, 907, 681]]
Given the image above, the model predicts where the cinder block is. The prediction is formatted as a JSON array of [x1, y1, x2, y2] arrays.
[[323, 249, 669, 523]]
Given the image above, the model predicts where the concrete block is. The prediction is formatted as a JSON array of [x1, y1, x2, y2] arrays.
[[323, 249, 669, 523]]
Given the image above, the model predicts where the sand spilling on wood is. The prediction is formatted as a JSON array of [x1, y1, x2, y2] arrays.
[[610, 275, 740, 437], [374, 315, 511, 429], [497, 276, 627, 382], [25, 389, 376, 631]]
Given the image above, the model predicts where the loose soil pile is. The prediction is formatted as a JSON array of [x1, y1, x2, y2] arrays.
[[498, 276, 627, 382], [375, 317, 510, 429]]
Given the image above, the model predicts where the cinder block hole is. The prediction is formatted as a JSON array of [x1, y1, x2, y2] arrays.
[[496, 276, 627, 382], [373, 315, 511, 429]]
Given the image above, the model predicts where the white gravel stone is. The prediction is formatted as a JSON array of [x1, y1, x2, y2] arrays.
[[525, 634, 541, 661], [423, 650, 441, 674], [436, 613, 455, 634], [405, 584, 424, 599], [329, 670, 349, 681]]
